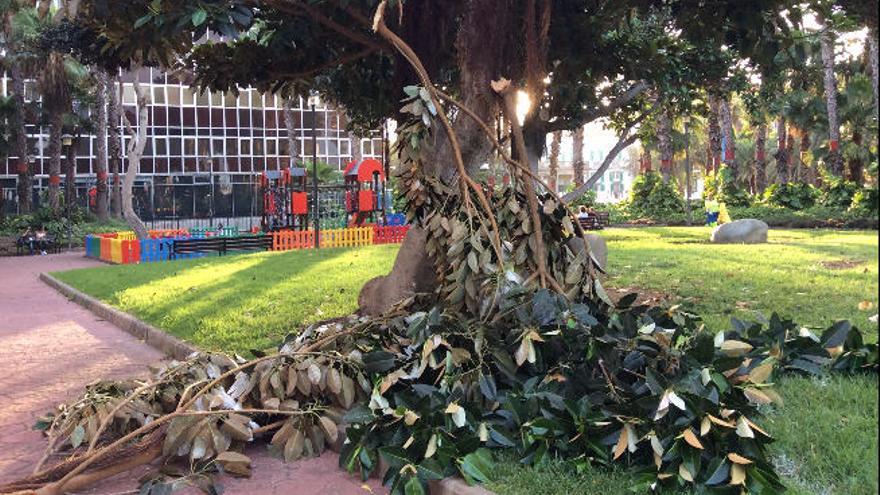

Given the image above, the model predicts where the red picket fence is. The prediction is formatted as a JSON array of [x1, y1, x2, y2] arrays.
[[373, 225, 410, 244]]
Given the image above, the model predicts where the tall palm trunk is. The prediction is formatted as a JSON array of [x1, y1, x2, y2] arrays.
[[754, 122, 767, 192], [707, 95, 722, 174], [640, 148, 653, 173], [774, 117, 789, 183], [848, 129, 864, 184], [658, 109, 673, 182], [798, 130, 813, 185], [95, 70, 109, 220], [820, 25, 843, 176], [786, 133, 796, 181], [10, 65, 31, 213], [719, 98, 737, 178], [572, 126, 584, 186], [109, 77, 123, 217], [65, 136, 78, 210], [547, 131, 561, 192], [283, 98, 299, 167], [47, 112, 63, 214], [868, 29, 878, 150]]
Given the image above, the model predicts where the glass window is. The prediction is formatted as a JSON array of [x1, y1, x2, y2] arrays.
[[239, 138, 251, 156], [211, 91, 224, 107], [182, 87, 196, 106], [253, 138, 264, 156], [154, 137, 168, 156], [152, 85, 166, 105], [183, 137, 196, 156], [169, 137, 182, 156], [225, 92, 237, 107], [196, 90, 210, 106], [339, 139, 350, 156], [250, 90, 263, 109], [198, 138, 211, 157], [123, 84, 136, 105], [226, 138, 238, 156], [167, 86, 181, 106], [266, 138, 277, 156], [278, 138, 289, 157], [212, 138, 224, 157]]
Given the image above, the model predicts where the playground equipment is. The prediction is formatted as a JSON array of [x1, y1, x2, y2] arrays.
[[261, 168, 309, 231], [344, 158, 386, 226]]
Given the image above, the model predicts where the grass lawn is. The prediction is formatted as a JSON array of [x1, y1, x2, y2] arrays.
[[53, 227, 878, 494], [54, 245, 399, 354]]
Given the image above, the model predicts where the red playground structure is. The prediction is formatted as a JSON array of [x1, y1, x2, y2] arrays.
[[344, 158, 386, 226], [261, 167, 309, 231]]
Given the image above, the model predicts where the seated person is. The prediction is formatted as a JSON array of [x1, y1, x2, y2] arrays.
[[576, 205, 590, 221], [19, 227, 36, 255], [34, 226, 49, 255]]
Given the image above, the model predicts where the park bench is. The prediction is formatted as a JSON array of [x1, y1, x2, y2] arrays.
[[15, 235, 60, 255], [171, 234, 272, 257], [578, 210, 610, 231]]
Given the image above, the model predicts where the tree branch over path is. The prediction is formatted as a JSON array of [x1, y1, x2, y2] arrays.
[[547, 80, 650, 133]]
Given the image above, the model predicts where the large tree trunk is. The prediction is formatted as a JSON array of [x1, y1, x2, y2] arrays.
[[774, 116, 789, 183], [121, 73, 149, 239], [869, 29, 879, 130], [349, 131, 364, 164], [10, 64, 31, 214], [848, 129, 864, 184], [820, 25, 844, 176], [799, 130, 816, 185], [283, 98, 299, 167], [547, 131, 561, 192], [719, 97, 737, 178], [109, 77, 123, 218], [640, 148, 652, 173], [707, 94, 722, 174], [786, 133, 796, 181], [755, 122, 767, 192], [658, 109, 673, 182], [95, 70, 110, 220], [47, 112, 63, 214], [65, 137, 78, 211], [572, 126, 584, 186]]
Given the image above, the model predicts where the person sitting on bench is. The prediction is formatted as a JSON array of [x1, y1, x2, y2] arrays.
[[34, 226, 49, 255], [19, 227, 36, 255]]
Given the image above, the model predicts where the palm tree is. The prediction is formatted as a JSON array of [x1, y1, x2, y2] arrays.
[[572, 126, 584, 187], [818, 15, 844, 176], [719, 97, 737, 179], [94, 69, 109, 220], [547, 131, 561, 192], [774, 116, 789, 183], [658, 108, 673, 182], [754, 121, 767, 191], [706, 94, 722, 175]]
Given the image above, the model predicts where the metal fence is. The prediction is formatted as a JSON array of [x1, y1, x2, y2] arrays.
[[0, 174, 395, 232]]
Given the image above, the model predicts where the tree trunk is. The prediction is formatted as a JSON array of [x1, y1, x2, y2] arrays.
[[869, 28, 879, 131], [10, 65, 32, 214], [640, 148, 652, 173], [283, 98, 299, 167], [572, 126, 584, 186], [48, 112, 63, 214], [755, 122, 767, 192], [848, 129, 864, 184], [786, 132, 797, 182], [65, 137, 77, 210], [707, 94, 722, 174], [109, 76, 123, 217], [121, 73, 149, 239], [349, 131, 364, 164], [774, 117, 788, 183], [820, 26, 843, 176], [658, 109, 673, 182], [547, 131, 561, 192], [95, 70, 110, 220], [684, 119, 692, 224], [719, 98, 737, 178], [799, 130, 816, 185]]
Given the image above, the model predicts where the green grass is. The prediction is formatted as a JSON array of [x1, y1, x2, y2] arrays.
[[53, 227, 878, 494], [53, 245, 399, 354]]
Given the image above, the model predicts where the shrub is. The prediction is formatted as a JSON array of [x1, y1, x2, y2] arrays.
[[762, 182, 819, 210], [820, 177, 860, 209], [849, 187, 879, 218], [705, 166, 752, 207], [627, 171, 684, 218], [565, 188, 597, 209]]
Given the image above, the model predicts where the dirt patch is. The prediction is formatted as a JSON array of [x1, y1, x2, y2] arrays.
[[820, 259, 865, 270], [610, 286, 672, 306]]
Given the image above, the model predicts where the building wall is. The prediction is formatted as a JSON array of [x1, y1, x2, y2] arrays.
[[1, 67, 385, 182]]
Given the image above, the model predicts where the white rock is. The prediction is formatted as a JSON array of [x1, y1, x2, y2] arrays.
[[710, 219, 769, 244]]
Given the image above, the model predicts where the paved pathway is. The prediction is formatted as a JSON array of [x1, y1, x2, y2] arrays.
[[0, 252, 381, 494]]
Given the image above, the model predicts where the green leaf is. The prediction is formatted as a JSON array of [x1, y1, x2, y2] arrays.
[[379, 446, 412, 471], [459, 449, 493, 485], [191, 9, 208, 26], [133, 14, 153, 29], [343, 404, 375, 424], [362, 351, 397, 373], [404, 475, 427, 495], [416, 458, 446, 481]]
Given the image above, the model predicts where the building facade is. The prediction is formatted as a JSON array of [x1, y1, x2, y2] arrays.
[[1, 67, 385, 219]]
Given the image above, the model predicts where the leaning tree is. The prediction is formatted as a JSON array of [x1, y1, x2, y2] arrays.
[[8, 3, 871, 495]]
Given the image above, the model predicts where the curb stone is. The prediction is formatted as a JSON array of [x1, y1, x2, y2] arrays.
[[39, 272, 197, 360], [39, 272, 494, 495]]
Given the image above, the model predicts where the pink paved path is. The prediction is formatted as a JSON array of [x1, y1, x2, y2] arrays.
[[0, 252, 382, 494]]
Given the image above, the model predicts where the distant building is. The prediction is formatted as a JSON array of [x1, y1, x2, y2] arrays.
[[538, 122, 635, 203]]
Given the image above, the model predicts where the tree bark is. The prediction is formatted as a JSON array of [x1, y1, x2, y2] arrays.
[[719, 97, 737, 178], [572, 126, 584, 186], [121, 72, 149, 239], [848, 129, 863, 184], [283, 98, 299, 167], [786, 132, 796, 182], [869, 28, 879, 130], [774, 116, 789, 183], [657, 109, 673, 182], [640, 148, 652, 173], [109, 76, 123, 217], [95, 70, 110, 220], [65, 137, 78, 211], [10, 65, 32, 214], [349, 131, 364, 164], [707, 94, 722, 174], [47, 112, 63, 214], [755, 122, 767, 192], [820, 25, 843, 176], [547, 131, 561, 192]]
